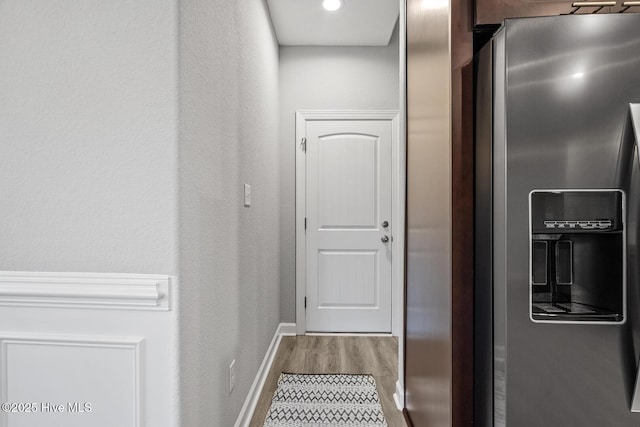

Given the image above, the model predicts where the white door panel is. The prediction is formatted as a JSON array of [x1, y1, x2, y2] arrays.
[[317, 134, 378, 229], [306, 120, 392, 332], [318, 250, 377, 307]]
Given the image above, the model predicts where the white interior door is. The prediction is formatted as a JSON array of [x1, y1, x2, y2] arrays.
[[305, 119, 392, 333]]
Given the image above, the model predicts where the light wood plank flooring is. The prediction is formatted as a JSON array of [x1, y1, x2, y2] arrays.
[[249, 335, 406, 427]]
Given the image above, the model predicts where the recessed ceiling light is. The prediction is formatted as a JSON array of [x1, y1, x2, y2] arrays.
[[323, 0, 343, 11]]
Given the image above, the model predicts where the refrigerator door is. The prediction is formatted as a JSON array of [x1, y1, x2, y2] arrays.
[[496, 15, 640, 426], [629, 104, 640, 413]]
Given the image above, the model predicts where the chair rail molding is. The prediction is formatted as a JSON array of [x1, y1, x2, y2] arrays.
[[0, 272, 171, 311]]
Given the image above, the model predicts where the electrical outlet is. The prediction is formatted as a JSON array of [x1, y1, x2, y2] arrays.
[[229, 359, 236, 394], [244, 184, 251, 207]]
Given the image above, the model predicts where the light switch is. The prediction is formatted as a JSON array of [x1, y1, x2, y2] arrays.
[[244, 184, 251, 207]]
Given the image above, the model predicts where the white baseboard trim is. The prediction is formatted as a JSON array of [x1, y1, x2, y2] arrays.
[[305, 333, 393, 337], [393, 379, 404, 411], [278, 323, 296, 336], [234, 323, 296, 427]]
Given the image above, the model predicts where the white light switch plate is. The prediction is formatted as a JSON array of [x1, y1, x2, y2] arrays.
[[244, 184, 251, 207]]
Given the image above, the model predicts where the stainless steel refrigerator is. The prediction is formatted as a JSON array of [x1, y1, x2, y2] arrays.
[[475, 13, 640, 426]]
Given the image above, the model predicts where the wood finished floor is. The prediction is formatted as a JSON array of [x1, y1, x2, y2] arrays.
[[249, 335, 406, 427]]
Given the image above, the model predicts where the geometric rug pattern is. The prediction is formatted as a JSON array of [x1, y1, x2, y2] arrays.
[[263, 373, 388, 427]]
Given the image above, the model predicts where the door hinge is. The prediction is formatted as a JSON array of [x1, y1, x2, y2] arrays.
[[304, 297, 307, 309], [300, 137, 307, 152], [304, 217, 307, 231]]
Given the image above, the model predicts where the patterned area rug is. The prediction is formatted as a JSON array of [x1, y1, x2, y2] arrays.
[[263, 373, 388, 427]]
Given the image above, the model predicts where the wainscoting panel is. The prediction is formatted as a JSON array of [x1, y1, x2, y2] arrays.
[[0, 271, 177, 427], [0, 335, 143, 427]]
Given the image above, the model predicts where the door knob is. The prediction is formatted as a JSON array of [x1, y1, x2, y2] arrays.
[[382, 221, 389, 228], [381, 235, 389, 243]]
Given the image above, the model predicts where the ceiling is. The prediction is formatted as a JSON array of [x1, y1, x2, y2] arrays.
[[266, 0, 399, 46]]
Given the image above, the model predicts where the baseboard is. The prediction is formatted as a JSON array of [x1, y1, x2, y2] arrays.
[[393, 379, 404, 411], [234, 323, 296, 427], [305, 332, 393, 337], [278, 323, 296, 336]]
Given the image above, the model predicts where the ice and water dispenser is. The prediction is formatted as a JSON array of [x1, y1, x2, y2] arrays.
[[529, 190, 626, 323]]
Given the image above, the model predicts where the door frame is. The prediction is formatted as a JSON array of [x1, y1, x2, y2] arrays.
[[295, 110, 403, 336]]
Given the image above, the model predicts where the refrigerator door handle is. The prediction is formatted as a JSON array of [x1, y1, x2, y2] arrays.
[[628, 104, 640, 412], [633, 373, 640, 412]]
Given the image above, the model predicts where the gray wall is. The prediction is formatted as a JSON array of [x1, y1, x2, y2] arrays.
[[179, 0, 281, 425], [278, 26, 400, 323], [1, 0, 282, 425], [1, 0, 396, 422], [0, 0, 179, 274], [0, 1, 180, 425]]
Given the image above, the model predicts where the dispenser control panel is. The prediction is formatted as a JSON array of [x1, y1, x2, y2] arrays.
[[543, 220, 613, 230], [529, 189, 626, 324]]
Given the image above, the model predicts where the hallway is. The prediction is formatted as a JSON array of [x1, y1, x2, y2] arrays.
[[0, 1, 404, 425], [249, 336, 405, 426]]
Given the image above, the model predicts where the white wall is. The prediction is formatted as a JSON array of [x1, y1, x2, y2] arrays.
[[0, 1, 179, 427], [279, 26, 400, 323], [179, 0, 281, 426]]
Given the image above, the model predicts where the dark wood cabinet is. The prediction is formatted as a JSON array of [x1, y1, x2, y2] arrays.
[[475, 0, 622, 26]]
